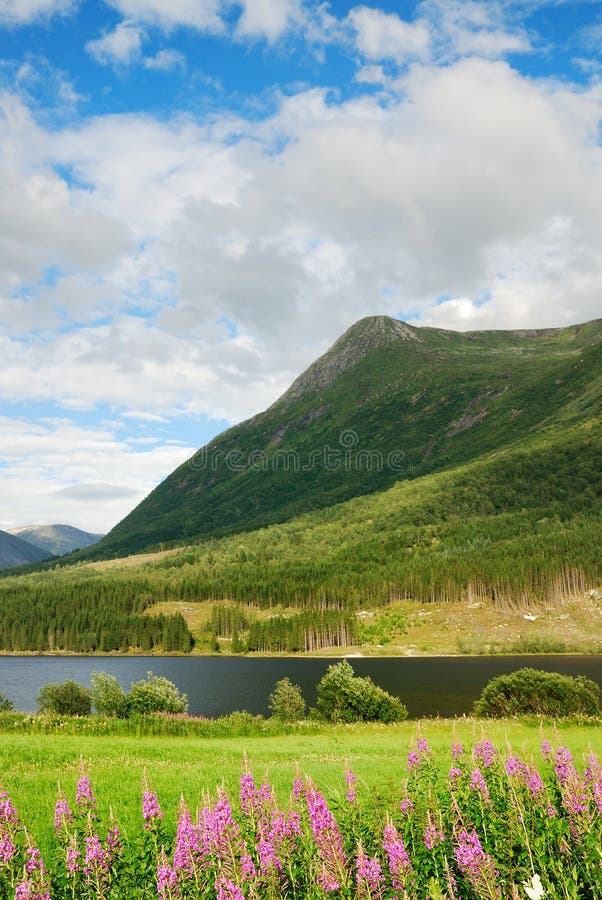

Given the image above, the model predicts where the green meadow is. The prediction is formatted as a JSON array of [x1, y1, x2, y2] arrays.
[[2, 717, 601, 857]]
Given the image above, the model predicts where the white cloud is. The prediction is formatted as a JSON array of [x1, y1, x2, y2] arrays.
[[235, 0, 301, 42], [1, 55, 602, 439], [0, 0, 76, 25], [144, 48, 186, 71], [105, 0, 224, 32], [86, 20, 144, 66], [418, 0, 532, 61], [348, 6, 431, 62], [0, 416, 196, 532]]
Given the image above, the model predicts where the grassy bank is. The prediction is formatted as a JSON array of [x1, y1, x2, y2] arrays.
[[2, 717, 601, 856]]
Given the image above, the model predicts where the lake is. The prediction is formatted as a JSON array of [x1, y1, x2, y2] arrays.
[[1, 655, 601, 717]]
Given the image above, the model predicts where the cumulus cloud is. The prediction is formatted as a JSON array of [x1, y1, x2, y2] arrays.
[[348, 6, 432, 62], [1, 53, 601, 475], [235, 0, 301, 42], [105, 0, 224, 33], [144, 48, 186, 71], [86, 20, 144, 66], [0, 0, 76, 25], [0, 416, 196, 532]]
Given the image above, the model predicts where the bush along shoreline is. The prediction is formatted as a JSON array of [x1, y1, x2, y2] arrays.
[[0, 737, 601, 898]]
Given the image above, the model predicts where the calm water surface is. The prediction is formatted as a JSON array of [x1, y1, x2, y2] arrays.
[[1, 655, 601, 717]]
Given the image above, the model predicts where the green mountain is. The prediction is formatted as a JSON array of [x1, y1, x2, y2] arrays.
[[8, 524, 104, 557], [96, 315, 602, 558], [0, 530, 52, 569], [0, 315, 600, 654]]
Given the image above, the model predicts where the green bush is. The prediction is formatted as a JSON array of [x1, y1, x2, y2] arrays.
[[127, 672, 188, 715], [91, 672, 128, 718], [315, 660, 408, 723], [0, 692, 13, 712], [36, 680, 91, 716], [268, 677, 306, 722], [473, 667, 601, 717]]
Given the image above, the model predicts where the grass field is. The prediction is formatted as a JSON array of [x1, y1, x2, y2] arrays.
[[2, 718, 601, 858]]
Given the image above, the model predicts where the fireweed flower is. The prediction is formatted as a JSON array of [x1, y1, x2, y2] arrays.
[[0, 791, 19, 826], [239, 773, 256, 816], [449, 767, 462, 780], [474, 740, 496, 768], [541, 740, 553, 758], [451, 742, 464, 760], [292, 777, 305, 802], [399, 796, 414, 816], [424, 813, 445, 850], [157, 853, 180, 900], [469, 767, 490, 802], [454, 828, 500, 899], [0, 834, 15, 863], [554, 748, 576, 786], [75, 776, 96, 815], [173, 803, 201, 876], [505, 755, 525, 778], [142, 790, 163, 830], [215, 878, 244, 900], [306, 785, 347, 892], [66, 840, 80, 874], [417, 737, 431, 754], [382, 822, 413, 894], [406, 750, 420, 770], [345, 769, 358, 804], [355, 843, 384, 898], [54, 796, 74, 835]]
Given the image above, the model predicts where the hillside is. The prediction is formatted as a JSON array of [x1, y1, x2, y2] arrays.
[[8, 524, 104, 557], [95, 315, 602, 558], [0, 531, 52, 570]]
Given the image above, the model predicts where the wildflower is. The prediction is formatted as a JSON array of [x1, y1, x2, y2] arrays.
[[292, 777, 305, 801], [454, 828, 500, 899], [239, 773, 256, 816], [451, 742, 464, 759], [75, 776, 96, 814], [240, 853, 257, 881], [0, 835, 15, 863], [54, 797, 74, 835], [523, 873, 545, 900], [540, 740, 553, 757], [474, 740, 496, 768], [449, 767, 462, 780], [356, 843, 384, 898], [382, 822, 412, 894], [399, 796, 414, 816], [469, 768, 490, 802], [0, 791, 19, 825], [505, 755, 525, 778], [306, 785, 347, 891], [215, 877, 244, 900], [345, 769, 358, 804], [142, 790, 163, 830], [424, 813, 445, 850], [554, 747, 576, 786], [157, 855, 180, 899], [25, 847, 44, 875], [417, 737, 431, 754], [407, 750, 420, 769], [66, 841, 80, 874]]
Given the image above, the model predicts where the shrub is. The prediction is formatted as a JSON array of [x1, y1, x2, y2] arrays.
[[91, 672, 128, 718], [0, 692, 13, 712], [315, 660, 408, 723], [473, 667, 601, 717], [127, 672, 188, 715], [268, 677, 306, 722], [36, 680, 91, 716]]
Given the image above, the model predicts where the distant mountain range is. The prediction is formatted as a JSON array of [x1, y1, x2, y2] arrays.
[[90, 315, 601, 559], [0, 530, 51, 569], [0, 525, 104, 569]]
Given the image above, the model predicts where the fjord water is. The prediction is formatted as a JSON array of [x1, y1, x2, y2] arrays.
[[1, 655, 601, 717]]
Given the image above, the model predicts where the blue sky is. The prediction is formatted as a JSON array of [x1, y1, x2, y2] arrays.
[[0, 0, 601, 533]]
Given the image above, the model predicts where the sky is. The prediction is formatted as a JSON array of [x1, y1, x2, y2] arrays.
[[0, 0, 601, 534]]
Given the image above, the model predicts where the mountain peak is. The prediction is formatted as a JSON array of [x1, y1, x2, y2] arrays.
[[281, 315, 421, 403]]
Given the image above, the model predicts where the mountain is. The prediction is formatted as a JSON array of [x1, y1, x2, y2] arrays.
[[0, 530, 53, 569], [8, 524, 104, 557], [93, 315, 602, 559]]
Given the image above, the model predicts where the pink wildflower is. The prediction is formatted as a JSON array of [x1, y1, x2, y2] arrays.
[[469, 767, 490, 802], [356, 844, 384, 898], [54, 797, 74, 835], [345, 769, 358, 804], [474, 740, 496, 768], [142, 790, 163, 830], [382, 823, 412, 894], [75, 776, 96, 814]]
